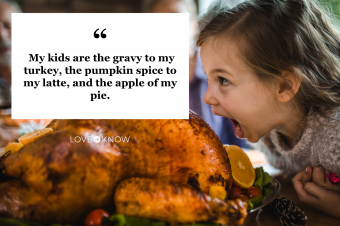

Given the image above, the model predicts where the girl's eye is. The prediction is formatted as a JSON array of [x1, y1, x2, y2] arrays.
[[218, 77, 230, 86]]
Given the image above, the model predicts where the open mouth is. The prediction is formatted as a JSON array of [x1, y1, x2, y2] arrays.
[[230, 119, 244, 138]]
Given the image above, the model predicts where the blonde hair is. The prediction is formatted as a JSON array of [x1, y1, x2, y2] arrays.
[[197, 0, 340, 117]]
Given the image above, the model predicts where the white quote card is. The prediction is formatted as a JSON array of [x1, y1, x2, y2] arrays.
[[12, 14, 189, 119]]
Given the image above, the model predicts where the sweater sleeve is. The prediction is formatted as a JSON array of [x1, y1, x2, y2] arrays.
[[317, 122, 340, 175]]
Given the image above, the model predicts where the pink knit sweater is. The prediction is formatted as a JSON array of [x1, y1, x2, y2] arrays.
[[259, 109, 340, 177]]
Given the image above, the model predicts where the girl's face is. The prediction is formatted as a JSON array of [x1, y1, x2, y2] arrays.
[[200, 40, 281, 143]]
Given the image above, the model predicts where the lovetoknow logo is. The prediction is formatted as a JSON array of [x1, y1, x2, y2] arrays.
[[70, 136, 130, 143]]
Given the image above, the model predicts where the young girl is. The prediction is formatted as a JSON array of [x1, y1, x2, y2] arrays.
[[197, 0, 340, 218]]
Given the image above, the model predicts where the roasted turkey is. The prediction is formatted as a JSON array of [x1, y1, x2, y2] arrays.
[[0, 111, 247, 225]]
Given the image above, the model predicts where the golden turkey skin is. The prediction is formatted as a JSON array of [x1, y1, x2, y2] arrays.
[[0, 111, 246, 225]]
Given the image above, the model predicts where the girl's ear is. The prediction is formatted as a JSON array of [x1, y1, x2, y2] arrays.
[[276, 70, 302, 103]]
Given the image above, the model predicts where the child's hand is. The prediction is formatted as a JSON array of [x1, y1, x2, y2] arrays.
[[301, 166, 312, 186], [292, 167, 340, 218], [310, 166, 340, 193]]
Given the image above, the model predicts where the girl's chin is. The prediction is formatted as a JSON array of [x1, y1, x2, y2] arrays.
[[245, 135, 260, 143]]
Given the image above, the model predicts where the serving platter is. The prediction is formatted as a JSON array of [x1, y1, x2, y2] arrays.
[[237, 177, 281, 226]]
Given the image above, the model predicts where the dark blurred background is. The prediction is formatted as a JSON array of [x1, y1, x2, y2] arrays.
[[12, 0, 340, 20], [14, 0, 199, 13]]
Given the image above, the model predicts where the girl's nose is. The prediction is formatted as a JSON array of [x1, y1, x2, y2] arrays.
[[203, 84, 219, 106]]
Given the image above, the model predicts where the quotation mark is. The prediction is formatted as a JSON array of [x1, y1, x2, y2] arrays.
[[94, 28, 107, 39]]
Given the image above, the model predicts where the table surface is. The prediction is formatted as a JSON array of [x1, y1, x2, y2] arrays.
[[249, 176, 340, 226]]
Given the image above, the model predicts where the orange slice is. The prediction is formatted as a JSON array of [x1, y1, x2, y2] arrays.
[[18, 128, 53, 145], [5, 143, 24, 153], [224, 145, 255, 189]]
